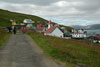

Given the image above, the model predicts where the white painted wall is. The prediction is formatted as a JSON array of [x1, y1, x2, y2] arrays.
[[50, 27, 64, 37], [72, 34, 87, 38]]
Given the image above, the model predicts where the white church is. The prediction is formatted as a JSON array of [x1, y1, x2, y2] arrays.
[[44, 21, 64, 37]]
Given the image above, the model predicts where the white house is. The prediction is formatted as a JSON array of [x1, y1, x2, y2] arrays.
[[23, 19, 34, 24], [71, 33, 87, 38], [71, 29, 87, 38], [44, 26, 64, 37]]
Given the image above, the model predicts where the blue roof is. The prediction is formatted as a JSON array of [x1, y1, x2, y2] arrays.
[[26, 24, 34, 27]]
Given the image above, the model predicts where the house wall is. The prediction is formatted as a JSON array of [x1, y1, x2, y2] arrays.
[[50, 28, 64, 37], [71, 33, 87, 38]]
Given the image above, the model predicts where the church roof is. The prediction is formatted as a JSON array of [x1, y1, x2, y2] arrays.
[[45, 26, 56, 33]]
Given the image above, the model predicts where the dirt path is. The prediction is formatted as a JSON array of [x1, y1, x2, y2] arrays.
[[0, 34, 61, 67]]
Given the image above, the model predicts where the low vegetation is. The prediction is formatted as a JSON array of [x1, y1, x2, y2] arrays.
[[27, 31, 100, 67], [0, 28, 10, 47]]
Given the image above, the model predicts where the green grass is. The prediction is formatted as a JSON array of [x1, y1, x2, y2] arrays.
[[0, 28, 11, 47], [27, 31, 100, 67]]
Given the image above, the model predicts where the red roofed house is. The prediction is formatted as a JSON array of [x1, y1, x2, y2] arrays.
[[37, 24, 45, 32], [37, 27, 44, 31], [44, 25, 64, 37]]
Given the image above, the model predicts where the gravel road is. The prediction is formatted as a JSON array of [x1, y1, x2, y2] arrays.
[[0, 34, 61, 67]]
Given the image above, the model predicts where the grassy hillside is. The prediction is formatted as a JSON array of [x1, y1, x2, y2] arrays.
[[27, 31, 100, 67], [0, 9, 73, 30], [0, 9, 47, 27]]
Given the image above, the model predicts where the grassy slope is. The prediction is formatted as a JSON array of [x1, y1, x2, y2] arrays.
[[0, 9, 73, 30], [27, 31, 100, 67], [0, 28, 10, 47], [0, 9, 47, 27]]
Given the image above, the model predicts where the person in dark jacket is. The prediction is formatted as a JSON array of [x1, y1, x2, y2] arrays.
[[12, 26, 17, 34], [7, 26, 12, 33]]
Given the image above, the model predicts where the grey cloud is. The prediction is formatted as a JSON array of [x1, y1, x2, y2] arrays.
[[0, 0, 61, 5], [73, 0, 100, 13], [0, 0, 100, 26]]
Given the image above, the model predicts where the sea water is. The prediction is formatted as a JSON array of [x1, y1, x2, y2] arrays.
[[85, 30, 100, 36]]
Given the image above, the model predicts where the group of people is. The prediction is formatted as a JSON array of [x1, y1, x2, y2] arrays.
[[7, 26, 25, 34]]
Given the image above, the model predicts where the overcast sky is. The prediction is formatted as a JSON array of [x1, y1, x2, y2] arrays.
[[0, 0, 100, 26]]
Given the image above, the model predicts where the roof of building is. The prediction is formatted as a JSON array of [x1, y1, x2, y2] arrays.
[[45, 26, 57, 33], [37, 27, 44, 30], [48, 20, 52, 24], [23, 19, 34, 23], [42, 21, 46, 24], [26, 24, 33, 27], [45, 25, 64, 34], [37, 24, 41, 27]]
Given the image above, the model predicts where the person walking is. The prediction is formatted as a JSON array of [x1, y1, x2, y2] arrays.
[[7, 26, 12, 33], [12, 26, 17, 34], [21, 27, 24, 34]]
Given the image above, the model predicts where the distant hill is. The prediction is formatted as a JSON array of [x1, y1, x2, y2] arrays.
[[72, 25, 83, 29], [85, 24, 100, 30], [0, 9, 72, 30], [72, 24, 100, 30]]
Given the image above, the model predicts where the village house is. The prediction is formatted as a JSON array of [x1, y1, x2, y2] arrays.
[[23, 19, 34, 24], [23, 19, 35, 29], [36, 24, 44, 32], [71, 29, 87, 38], [44, 21, 64, 37], [44, 25, 64, 37], [36, 21, 52, 33], [25, 24, 33, 29]]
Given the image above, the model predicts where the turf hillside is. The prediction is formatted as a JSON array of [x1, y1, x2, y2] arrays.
[[0, 9, 73, 30], [0, 9, 47, 26]]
